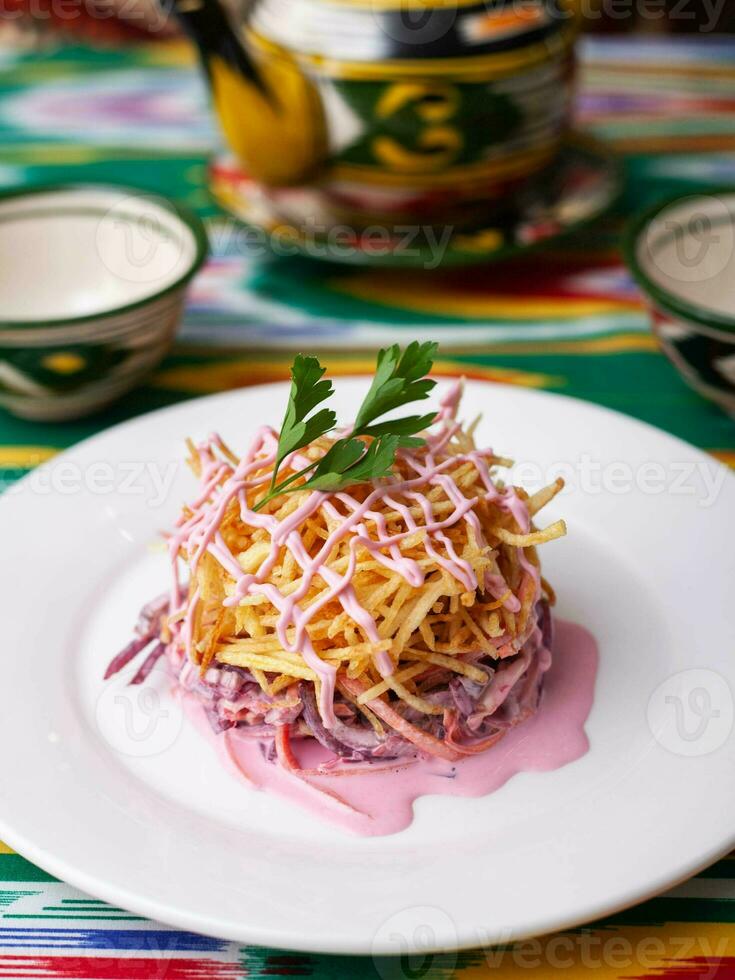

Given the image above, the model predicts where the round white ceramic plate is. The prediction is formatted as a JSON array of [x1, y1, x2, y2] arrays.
[[0, 380, 733, 955]]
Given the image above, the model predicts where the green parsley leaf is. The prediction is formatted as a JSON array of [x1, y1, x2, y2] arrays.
[[303, 435, 400, 493], [272, 354, 336, 488], [353, 341, 438, 432], [358, 412, 438, 448], [252, 343, 440, 511]]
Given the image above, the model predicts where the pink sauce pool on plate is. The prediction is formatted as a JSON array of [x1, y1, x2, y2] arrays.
[[179, 619, 598, 837]]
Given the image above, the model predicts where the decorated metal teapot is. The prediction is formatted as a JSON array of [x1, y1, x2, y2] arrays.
[[175, 0, 580, 229]]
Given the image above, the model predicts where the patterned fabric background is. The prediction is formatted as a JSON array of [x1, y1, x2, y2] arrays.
[[0, 33, 733, 979]]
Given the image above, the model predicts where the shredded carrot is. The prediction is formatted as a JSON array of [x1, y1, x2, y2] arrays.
[[340, 675, 462, 763]]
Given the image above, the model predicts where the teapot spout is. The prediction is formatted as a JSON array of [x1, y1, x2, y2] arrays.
[[172, 0, 327, 187], [172, 0, 263, 89]]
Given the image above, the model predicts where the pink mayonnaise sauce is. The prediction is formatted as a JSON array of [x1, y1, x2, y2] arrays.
[[178, 619, 597, 837]]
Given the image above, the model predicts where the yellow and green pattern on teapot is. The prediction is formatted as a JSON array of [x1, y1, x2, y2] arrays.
[[176, 0, 581, 224]]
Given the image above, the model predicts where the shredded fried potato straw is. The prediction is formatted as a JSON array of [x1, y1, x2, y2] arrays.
[[170, 408, 565, 741]]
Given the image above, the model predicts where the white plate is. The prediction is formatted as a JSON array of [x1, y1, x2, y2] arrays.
[[0, 380, 733, 955]]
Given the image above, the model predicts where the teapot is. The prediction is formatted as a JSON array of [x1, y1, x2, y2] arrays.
[[175, 0, 580, 229]]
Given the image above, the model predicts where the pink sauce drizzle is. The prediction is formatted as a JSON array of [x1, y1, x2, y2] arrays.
[[167, 381, 537, 729], [178, 619, 598, 836]]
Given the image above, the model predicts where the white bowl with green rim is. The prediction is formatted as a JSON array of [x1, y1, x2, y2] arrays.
[[0, 184, 208, 422], [626, 189, 735, 416]]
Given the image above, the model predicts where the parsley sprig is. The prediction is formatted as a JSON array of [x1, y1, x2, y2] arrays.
[[252, 342, 438, 511]]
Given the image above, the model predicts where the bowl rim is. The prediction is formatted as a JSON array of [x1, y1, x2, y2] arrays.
[[0, 181, 209, 331], [624, 185, 735, 337]]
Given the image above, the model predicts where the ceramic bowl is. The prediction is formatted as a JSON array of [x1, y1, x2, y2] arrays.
[[0, 184, 208, 421], [626, 189, 735, 416]]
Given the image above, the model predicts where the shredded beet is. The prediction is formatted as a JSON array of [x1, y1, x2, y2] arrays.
[[129, 642, 167, 686], [104, 635, 154, 681], [105, 596, 554, 769]]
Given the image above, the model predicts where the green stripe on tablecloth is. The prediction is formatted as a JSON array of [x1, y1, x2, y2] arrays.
[[3, 913, 145, 920], [0, 854, 58, 883], [697, 863, 735, 879]]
